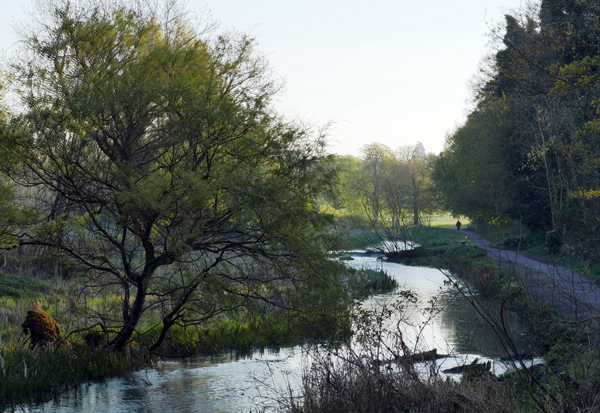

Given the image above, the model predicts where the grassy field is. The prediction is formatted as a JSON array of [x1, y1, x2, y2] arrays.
[[426, 214, 470, 228], [409, 225, 475, 249]]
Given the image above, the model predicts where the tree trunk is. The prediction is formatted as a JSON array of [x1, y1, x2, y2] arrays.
[[412, 178, 419, 226], [109, 281, 147, 350], [149, 317, 176, 352]]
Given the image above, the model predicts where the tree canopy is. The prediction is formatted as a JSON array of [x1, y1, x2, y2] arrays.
[[2, 0, 341, 350], [433, 1, 600, 254]]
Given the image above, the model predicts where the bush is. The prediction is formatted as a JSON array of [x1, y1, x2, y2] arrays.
[[277, 302, 512, 413], [346, 268, 397, 298]]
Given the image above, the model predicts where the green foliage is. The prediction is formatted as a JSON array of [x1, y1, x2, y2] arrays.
[[431, 2, 600, 250], [132, 303, 352, 355], [0, 76, 36, 249], [544, 340, 584, 370], [27, 255, 86, 280], [322, 142, 440, 253], [447, 246, 488, 261], [320, 155, 365, 216], [139, 313, 284, 354], [4, 0, 342, 351], [0, 272, 61, 299], [463, 358, 493, 381], [346, 268, 397, 298], [410, 225, 471, 247], [331, 220, 378, 250], [432, 100, 518, 226], [0, 345, 134, 407]]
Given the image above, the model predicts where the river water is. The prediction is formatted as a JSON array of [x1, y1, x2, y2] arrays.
[[16, 255, 539, 413]]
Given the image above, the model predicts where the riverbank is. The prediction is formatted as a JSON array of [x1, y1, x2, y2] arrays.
[[14, 255, 541, 412], [276, 253, 551, 413], [0, 263, 398, 408], [379, 227, 600, 411], [385, 227, 600, 317]]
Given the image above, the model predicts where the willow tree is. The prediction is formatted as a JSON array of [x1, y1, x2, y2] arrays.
[[5, 0, 340, 351]]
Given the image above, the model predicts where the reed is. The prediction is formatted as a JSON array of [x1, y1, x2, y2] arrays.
[[346, 267, 398, 298], [276, 302, 512, 413], [0, 344, 134, 407], [136, 308, 352, 356]]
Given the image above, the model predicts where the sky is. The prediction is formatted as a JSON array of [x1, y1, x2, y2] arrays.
[[0, 0, 529, 156]]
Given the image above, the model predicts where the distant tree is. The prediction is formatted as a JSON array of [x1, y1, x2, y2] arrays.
[[321, 155, 364, 215], [359, 143, 394, 222], [396, 142, 435, 226], [5, 0, 342, 351], [336, 142, 438, 252]]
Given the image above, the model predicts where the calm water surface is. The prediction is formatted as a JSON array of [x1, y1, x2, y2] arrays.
[[17, 255, 538, 413]]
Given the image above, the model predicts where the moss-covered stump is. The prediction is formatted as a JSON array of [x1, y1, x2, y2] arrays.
[[21, 310, 65, 349]]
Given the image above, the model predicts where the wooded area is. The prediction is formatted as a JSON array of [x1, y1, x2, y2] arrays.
[[325, 0, 600, 263], [3, 0, 600, 410], [434, 0, 600, 258]]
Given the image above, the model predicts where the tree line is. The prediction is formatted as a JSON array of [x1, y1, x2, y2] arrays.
[[320, 142, 439, 251], [321, 0, 600, 261], [1, 0, 598, 353], [433, 0, 600, 256]]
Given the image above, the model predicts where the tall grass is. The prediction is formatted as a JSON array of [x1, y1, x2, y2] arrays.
[[346, 267, 397, 298], [136, 308, 353, 356], [0, 344, 134, 406], [0, 250, 388, 406]]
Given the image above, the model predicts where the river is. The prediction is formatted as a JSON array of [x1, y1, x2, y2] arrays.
[[16, 255, 539, 413]]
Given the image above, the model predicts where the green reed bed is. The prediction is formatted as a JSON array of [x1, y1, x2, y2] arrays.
[[0, 261, 385, 406], [0, 344, 135, 407], [137, 307, 353, 357], [346, 267, 398, 298]]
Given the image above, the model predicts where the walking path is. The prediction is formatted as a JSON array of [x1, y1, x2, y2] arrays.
[[459, 229, 600, 316]]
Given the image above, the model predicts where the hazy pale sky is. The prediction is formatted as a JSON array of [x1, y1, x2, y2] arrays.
[[0, 0, 528, 156]]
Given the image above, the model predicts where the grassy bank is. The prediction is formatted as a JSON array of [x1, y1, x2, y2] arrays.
[[0, 259, 398, 407], [334, 224, 475, 255], [377, 228, 600, 411], [346, 267, 398, 298], [0, 345, 135, 407]]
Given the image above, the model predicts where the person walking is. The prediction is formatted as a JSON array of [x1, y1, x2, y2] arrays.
[[456, 220, 462, 231]]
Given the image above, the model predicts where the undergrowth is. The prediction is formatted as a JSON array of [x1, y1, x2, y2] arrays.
[[346, 267, 398, 298], [277, 301, 515, 413], [0, 344, 136, 407]]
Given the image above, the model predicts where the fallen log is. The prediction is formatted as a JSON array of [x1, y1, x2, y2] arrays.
[[442, 360, 492, 375], [499, 352, 534, 362], [405, 348, 439, 362], [374, 349, 451, 365]]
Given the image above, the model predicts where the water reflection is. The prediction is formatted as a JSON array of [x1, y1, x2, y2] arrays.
[[438, 288, 535, 358], [350, 255, 539, 358], [17, 256, 538, 412], [16, 348, 303, 413], [349, 255, 542, 377]]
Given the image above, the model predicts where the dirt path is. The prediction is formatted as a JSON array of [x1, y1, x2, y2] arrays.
[[459, 229, 600, 316]]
